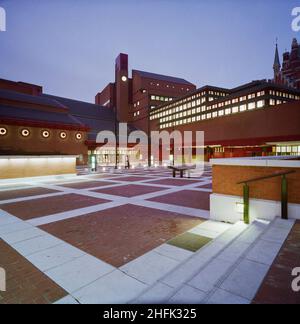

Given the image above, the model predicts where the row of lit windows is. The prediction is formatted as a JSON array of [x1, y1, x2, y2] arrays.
[[151, 89, 300, 119], [274, 146, 300, 154], [159, 101, 266, 129], [150, 95, 174, 102], [0, 127, 83, 140], [269, 90, 300, 99], [133, 111, 140, 117], [149, 82, 191, 92], [150, 97, 267, 121]]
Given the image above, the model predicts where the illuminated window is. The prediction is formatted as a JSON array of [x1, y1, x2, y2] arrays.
[[76, 133, 82, 140], [121, 76, 127, 82], [42, 130, 50, 138], [60, 132, 67, 139], [0, 127, 7, 136], [248, 102, 256, 110], [232, 106, 239, 113], [21, 129, 30, 137], [240, 104, 247, 112], [257, 100, 265, 108], [225, 108, 231, 115]]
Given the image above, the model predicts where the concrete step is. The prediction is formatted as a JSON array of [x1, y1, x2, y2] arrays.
[[131, 221, 248, 304], [161, 217, 295, 304]]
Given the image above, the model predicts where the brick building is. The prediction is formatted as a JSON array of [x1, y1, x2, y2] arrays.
[[274, 38, 300, 90], [1, 41, 300, 168], [95, 53, 196, 133]]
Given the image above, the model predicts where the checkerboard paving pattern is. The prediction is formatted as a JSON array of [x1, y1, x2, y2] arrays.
[[0, 166, 224, 304]]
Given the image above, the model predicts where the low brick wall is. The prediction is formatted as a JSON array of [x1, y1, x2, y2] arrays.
[[212, 165, 300, 204]]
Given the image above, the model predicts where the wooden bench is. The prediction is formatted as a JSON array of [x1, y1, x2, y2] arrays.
[[168, 165, 196, 178]]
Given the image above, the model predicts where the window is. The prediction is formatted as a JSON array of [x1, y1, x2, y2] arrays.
[[60, 131, 67, 139], [0, 127, 7, 136], [225, 108, 231, 115], [240, 104, 247, 112], [42, 130, 50, 138], [248, 102, 256, 110], [76, 133, 82, 140], [257, 100, 265, 108], [232, 106, 239, 113], [21, 129, 30, 137]]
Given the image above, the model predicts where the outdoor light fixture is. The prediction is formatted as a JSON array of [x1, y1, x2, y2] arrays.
[[60, 131, 67, 139], [76, 133, 82, 140], [21, 129, 30, 137], [42, 130, 50, 138], [121, 76, 127, 82], [236, 202, 244, 214], [0, 127, 7, 136]]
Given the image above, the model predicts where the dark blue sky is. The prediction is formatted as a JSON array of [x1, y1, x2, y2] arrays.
[[0, 0, 299, 102]]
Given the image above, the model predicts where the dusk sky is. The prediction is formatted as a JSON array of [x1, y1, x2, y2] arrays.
[[0, 0, 299, 102]]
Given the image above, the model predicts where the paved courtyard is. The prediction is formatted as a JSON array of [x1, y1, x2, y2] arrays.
[[0, 166, 299, 304], [0, 167, 213, 304]]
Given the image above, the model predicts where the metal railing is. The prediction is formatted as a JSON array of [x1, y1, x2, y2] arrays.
[[237, 170, 296, 224]]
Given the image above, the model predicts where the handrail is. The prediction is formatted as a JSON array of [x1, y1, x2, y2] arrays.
[[237, 170, 296, 185], [236, 169, 296, 224]]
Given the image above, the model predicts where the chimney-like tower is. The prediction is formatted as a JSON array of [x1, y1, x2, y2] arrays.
[[115, 53, 129, 122]]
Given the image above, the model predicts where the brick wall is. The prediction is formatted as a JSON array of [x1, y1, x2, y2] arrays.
[[213, 165, 300, 204]]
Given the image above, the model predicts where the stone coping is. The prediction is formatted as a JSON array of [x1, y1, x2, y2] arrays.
[[210, 156, 300, 168]]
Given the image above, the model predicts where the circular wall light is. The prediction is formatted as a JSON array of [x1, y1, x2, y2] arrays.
[[60, 131, 67, 139], [76, 133, 82, 140], [42, 130, 50, 138], [121, 76, 127, 82], [0, 127, 7, 136], [21, 129, 30, 137]]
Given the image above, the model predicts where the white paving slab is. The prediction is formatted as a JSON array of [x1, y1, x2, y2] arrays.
[[153, 244, 193, 262], [246, 239, 282, 266], [218, 241, 251, 263], [12, 234, 63, 256], [1, 227, 45, 244], [27, 243, 85, 272], [133, 282, 175, 304], [73, 270, 147, 304], [220, 259, 269, 300], [188, 257, 233, 293], [0, 221, 33, 235], [168, 285, 206, 304], [261, 226, 292, 243], [0, 211, 20, 226], [120, 251, 179, 285], [46, 254, 115, 293], [206, 288, 249, 304]]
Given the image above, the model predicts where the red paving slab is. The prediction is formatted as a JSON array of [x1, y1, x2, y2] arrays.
[[252, 221, 300, 304], [93, 184, 166, 197], [0, 194, 109, 220], [112, 176, 153, 182], [40, 204, 203, 267], [0, 187, 58, 201], [149, 190, 210, 210], [60, 181, 113, 189], [146, 178, 202, 187], [0, 239, 67, 304]]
